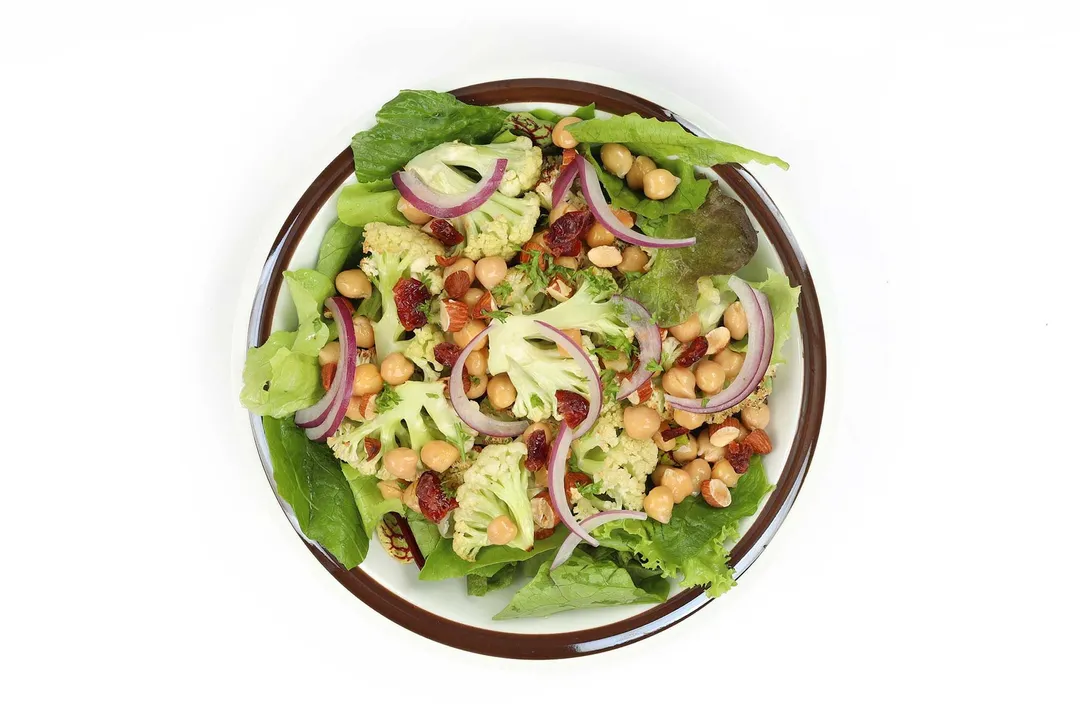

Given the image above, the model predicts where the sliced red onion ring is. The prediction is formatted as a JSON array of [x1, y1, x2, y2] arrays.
[[392, 158, 507, 219], [613, 296, 661, 400], [574, 155, 695, 248], [296, 297, 357, 441], [533, 321, 601, 439], [448, 323, 529, 438], [549, 157, 579, 209], [666, 277, 774, 415], [547, 422, 599, 546], [550, 509, 647, 570]]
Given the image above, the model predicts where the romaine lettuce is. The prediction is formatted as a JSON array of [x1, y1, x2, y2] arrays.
[[418, 527, 566, 581], [240, 331, 321, 418]]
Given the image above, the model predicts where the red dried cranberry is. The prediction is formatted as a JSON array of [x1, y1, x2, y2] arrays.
[[547, 210, 593, 257], [363, 437, 381, 460], [415, 470, 458, 523], [555, 390, 589, 429], [675, 337, 709, 367], [428, 219, 464, 246], [393, 277, 431, 331], [660, 425, 690, 442], [524, 429, 550, 471], [433, 342, 462, 368], [726, 441, 752, 474]]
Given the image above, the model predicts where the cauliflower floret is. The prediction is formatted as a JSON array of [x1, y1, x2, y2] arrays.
[[491, 266, 545, 314], [571, 402, 659, 519], [452, 443, 535, 561], [457, 192, 541, 260], [405, 325, 445, 381], [407, 137, 542, 198], [362, 222, 443, 268]]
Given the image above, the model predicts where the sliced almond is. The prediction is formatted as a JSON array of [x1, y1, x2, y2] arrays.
[[706, 326, 732, 354], [587, 245, 624, 268], [709, 425, 741, 448]]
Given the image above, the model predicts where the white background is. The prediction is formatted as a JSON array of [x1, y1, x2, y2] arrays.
[[2, 1, 1078, 717]]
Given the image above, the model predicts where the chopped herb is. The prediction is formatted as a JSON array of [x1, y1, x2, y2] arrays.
[[577, 482, 602, 497], [646, 360, 664, 373], [375, 387, 402, 413], [483, 308, 510, 323], [426, 392, 439, 399], [674, 434, 690, 448], [592, 346, 621, 361], [491, 281, 513, 304], [530, 395, 545, 409]]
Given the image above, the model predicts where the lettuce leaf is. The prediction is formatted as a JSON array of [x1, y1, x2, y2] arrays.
[[350, 90, 508, 182], [568, 113, 788, 170], [336, 184, 408, 228], [340, 464, 402, 537], [316, 221, 364, 278], [752, 270, 801, 365], [466, 563, 518, 597], [493, 551, 669, 619], [418, 526, 566, 581], [405, 510, 442, 557], [283, 269, 334, 357], [594, 455, 773, 597], [240, 331, 321, 418], [263, 416, 368, 568], [586, 149, 711, 220]]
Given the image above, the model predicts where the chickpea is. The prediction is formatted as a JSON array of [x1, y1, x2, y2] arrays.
[[522, 422, 553, 443], [602, 351, 630, 372], [669, 313, 702, 343], [723, 301, 749, 341], [741, 403, 771, 430], [672, 433, 699, 463], [463, 287, 487, 308], [318, 340, 341, 366], [617, 246, 649, 273], [453, 319, 488, 349], [396, 196, 432, 225], [625, 155, 658, 191], [586, 222, 615, 248], [662, 367, 696, 399], [335, 269, 372, 299], [345, 394, 375, 421], [711, 459, 741, 488], [464, 348, 488, 376], [660, 467, 694, 503], [420, 440, 459, 473], [487, 373, 517, 410], [555, 255, 580, 270], [684, 459, 711, 495], [384, 447, 419, 480], [643, 486, 675, 523], [445, 258, 475, 285], [401, 482, 421, 512], [695, 360, 726, 394], [600, 143, 633, 178], [652, 464, 677, 485], [556, 328, 582, 358], [379, 352, 414, 386], [551, 117, 582, 149], [717, 347, 745, 378], [465, 373, 488, 400], [643, 168, 678, 200], [352, 362, 383, 396], [487, 515, 519, 545], [475, 256, 508, 290], [377, 481, 403, 501], [587, 245, 623, 268], [624, 406, 662, 440], [653, 430, 678, 453], [353, 315, 375, 349], [673, 408, 707, 430]]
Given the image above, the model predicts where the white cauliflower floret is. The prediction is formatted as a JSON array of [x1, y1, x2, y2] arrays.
[[452, 443, 534, 562], [570, 402, 659, 519], [457, 192, 541, 260], [405, 325, 445, 381], [362, 222, 443, 268]]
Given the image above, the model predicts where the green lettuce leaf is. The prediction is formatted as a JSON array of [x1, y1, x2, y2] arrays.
[[568, 113, 788, 170], [418, 526, 566, 581], [466, 563, 518, 597], [751, 269, 801, 365], [405, 510, 442, 557], [594, 455, 773, 598], [240, 331, 321, 418], [283, 269, 334, 357], [316, 221, 364, 278], [336, 184, 408, 228], [499, 104, 597, 145], [622, 186, 758, 325], [350, 90, 508, 182], [340, 464, 402, 537], [263, 416, 368, 568], [493, 552, 669, 619], [586, 149, 711, 220]]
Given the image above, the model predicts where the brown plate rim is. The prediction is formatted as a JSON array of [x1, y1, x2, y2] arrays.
[[246, 78, 827, 659]]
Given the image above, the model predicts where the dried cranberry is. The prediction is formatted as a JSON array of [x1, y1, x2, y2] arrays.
[[555, 390, 589, 429], [428, 219, 464, 246], [415, 470, 458, 523], [660, 425, 690, 442], [524, 429, 550, 471], [393, 277, 431, 331], [547, 210, 593, 257], [675, 337, 709, 367], [443, 271, 470, 299], [363, 437, 381, 461], [433, 342, 462, 368], [726, 440, 752, 474], [564, 471, 591, 504]]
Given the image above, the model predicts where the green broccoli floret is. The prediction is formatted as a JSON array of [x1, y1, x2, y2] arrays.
[[405, 325, 445, 381], [404, 140, 542, 260], [571, 402, 659, 518], [695, 275, 736, 332], [359, 223, 444, 360], [452, 443, 535, 561], [327, 381, 475, 479]]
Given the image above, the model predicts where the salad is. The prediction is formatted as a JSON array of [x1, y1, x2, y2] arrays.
[[242, 90, 801, 619]]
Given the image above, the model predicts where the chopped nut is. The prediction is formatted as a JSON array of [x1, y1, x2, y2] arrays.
[[587, 245, 623, 268]]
